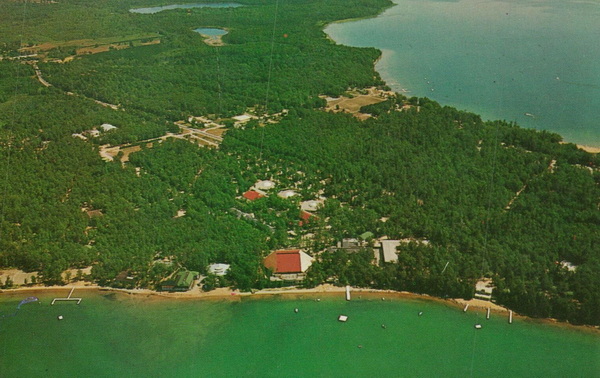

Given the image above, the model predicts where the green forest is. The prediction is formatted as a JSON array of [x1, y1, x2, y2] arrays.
[[0, 0, 598, 325]]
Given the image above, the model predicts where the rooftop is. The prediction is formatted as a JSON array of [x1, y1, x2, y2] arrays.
[[208, 263, 230, 276], [243, 190, 264, 201], [277, 189, 297, 199], [255, 180, 275, 190], [381, 240, 401, 263], [100, 123, 118, 131], [264, 249, 313, 274]]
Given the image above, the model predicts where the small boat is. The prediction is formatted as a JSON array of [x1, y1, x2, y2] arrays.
[[474, 324, 482, 329], [338, 315, 348, 322], [294, 308, 299, 313], [418, 311, 423, 316], [57, 315, 63, 320], [524, 112, 535, 117]]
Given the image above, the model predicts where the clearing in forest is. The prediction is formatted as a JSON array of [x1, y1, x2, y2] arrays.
[[322, 87, 392, 119], [19, 33, 161, 58]]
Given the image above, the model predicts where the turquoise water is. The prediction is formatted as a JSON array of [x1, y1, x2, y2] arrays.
[[194, 27, 228, 36], [130, 3, 243, 14], [325, 0, 600, 146], [1, 291, 598, 377]]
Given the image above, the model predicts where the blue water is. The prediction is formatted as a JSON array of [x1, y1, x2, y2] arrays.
[[130, 2, 243, 14], [194, 27, 228, 36], [326, 0, 600, 146]]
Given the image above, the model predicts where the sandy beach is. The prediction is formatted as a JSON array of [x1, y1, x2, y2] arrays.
[[577, 144, 600, 154], [2, 282, 599, 335], [0, 281, 523, 317], [0, 281, 505, 311]]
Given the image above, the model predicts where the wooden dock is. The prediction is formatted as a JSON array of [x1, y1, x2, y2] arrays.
[[51, 287, 82, 305]]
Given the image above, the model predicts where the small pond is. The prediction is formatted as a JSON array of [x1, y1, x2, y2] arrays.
[[130, 3, 243, 14], [193, 28, 228, 36]]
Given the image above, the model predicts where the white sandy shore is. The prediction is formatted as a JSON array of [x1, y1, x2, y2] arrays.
[[577, 144, 600, 154]]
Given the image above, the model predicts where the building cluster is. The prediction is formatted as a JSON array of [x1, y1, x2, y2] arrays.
[[158, 178, 490, 298], [242, 179, 324, 227], [72, 123, 118, 140]]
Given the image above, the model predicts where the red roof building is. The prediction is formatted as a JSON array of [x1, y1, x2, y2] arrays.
[[264, 249, 313, 274], [299, 210, 318, 226], [243, 190, 264, 201]]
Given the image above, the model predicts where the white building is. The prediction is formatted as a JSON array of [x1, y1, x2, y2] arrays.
[[300, 200, 322, 212], [277, 189, 297, 199], [475, 279, 494, 300], [380, 240, 401, 263], [208, 263, 231, 276], [255, 180, 275, 191], [100, 123, 118, 132]]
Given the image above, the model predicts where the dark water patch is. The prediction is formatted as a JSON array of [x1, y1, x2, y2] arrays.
[[102, 292, 118, 301]]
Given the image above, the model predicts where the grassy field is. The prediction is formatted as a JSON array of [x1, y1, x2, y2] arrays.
[[19, 33, 160, 58]]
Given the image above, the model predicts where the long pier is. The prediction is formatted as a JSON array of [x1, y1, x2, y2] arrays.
[[51, 287, 82, 305]]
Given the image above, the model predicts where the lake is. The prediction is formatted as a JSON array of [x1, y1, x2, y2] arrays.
[[130, 2, 243, 14], [325, 0, 600, 147], [0, 290, 598, 377], [194, 27, 228, 36]]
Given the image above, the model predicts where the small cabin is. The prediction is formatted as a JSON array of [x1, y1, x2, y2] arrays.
[[160, 270, 199, 292]]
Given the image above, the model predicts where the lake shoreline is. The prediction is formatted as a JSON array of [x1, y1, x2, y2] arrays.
[[324, 1, 600, 150], [3, 283, 598, 335]]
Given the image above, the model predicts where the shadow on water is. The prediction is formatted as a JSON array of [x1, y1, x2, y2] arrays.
[[102, 292, 118, 301]]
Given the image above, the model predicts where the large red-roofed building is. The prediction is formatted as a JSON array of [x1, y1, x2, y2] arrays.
[[263, 249, 313, 281]]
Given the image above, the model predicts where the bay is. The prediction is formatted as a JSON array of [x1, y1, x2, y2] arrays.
[[325, 0, 600, 147], [0, 290, 598, 377]]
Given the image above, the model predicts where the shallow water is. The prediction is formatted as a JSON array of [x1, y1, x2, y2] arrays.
[[194, 28, 228, 36], [325, 0, 600, 146], [0, 291, 598, 377]]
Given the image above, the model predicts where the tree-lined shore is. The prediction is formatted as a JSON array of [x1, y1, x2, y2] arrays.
[[0, 0, 598, 325]]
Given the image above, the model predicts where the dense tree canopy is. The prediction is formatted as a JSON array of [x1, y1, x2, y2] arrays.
[[0, 0, 598, 325]]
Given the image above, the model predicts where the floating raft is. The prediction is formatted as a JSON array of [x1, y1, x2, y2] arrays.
[[338, 315, 348, 322]]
